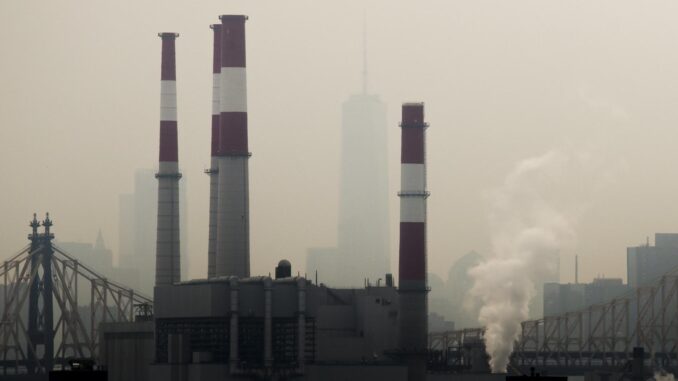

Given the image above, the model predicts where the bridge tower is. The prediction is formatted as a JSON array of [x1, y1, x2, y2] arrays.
[[26, 213, 55, 373], [0, 214, 152, 376]]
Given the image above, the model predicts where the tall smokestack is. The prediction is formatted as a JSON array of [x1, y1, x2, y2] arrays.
[[155, 32, 182, 287], [215, 15, 250, 278], [398, 102, 428, 381], [207, 24, 221, 279]]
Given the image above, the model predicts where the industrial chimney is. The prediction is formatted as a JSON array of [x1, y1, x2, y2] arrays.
[[397, 102, 428, 381], [215, 15, 250, 278], [155, 32, 182, 287], [207, 24, 221, 279]]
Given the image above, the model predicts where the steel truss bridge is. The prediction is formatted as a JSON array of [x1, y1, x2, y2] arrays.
[[0, 214, 151, 377], [429, 272, 678, 375]]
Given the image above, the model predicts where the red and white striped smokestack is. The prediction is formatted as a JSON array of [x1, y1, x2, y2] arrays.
[[215, 15, 250, 278], [207, 24, 221, 279], [398, 102, 428, 381], [155, 32, 182, 287]]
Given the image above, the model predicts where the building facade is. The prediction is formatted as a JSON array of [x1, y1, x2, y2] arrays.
[[627, 233, 678, 289], [118, 168, 188, 294], [543, 278, 627, 317]]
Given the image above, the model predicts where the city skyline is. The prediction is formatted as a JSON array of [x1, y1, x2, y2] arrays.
[[4, 2, 678, 378], [3, 1, 678, 285]]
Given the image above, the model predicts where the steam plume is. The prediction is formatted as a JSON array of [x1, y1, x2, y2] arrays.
[[468, 150, 582, 372], [655, 371, 676, 381]]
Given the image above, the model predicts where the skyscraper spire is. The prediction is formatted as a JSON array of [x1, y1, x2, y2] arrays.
[[95, 229, 105, 250]]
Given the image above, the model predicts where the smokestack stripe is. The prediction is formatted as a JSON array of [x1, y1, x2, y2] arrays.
[[398, 102, 428, 283], [211, 24, 222, 156], [215, 15, 250, 278], [398, 102, 428, 381], [159, 33, 179, 162], [218, 15, 248, 155], [155, 32, 182, 287], [207, 25, 221, 279], [160, 34, 177, 81]]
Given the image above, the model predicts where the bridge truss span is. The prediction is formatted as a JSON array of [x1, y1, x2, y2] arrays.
[[0, 214, 152, 376], [430, 271, 678, 374]]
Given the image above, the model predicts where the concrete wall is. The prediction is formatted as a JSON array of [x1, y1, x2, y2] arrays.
[[150, 364, 405, 381], [427, 374, 506, 381], [314, 286, 398, 363], [150, 363, 230, 381], [304, 364, 406, 381], [154, 283, 230, 318], [153, 279, 402, 373], [100, 321, 154, 381]]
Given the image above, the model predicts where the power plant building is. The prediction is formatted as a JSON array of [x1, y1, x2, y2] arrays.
[[100, 14, 430, 381], [148, 266, 403, 380]]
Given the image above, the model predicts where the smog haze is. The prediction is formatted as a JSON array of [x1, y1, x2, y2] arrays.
[[2, 0, 678, 285]]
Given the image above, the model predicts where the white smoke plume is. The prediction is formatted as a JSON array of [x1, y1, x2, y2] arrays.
[[655, 371, 676, 381], [467, 150, 594, 373]]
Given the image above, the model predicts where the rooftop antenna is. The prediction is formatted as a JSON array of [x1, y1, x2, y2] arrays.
[[362, 11, 368, 94]]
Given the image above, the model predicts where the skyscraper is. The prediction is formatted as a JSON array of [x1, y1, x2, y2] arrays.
[[336, 91, 390, 286], [307, 28, 390, 287], [119, 169, 156, 294], [628, 233, 678, 289], [118, 168, 188, 295]]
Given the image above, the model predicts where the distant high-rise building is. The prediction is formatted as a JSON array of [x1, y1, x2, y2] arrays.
[[134, 169, 157, 263], [119, 169, 156, 294], [627, 233, 678, 289], [57, 230, 114, 276], [543, 282, 585, 317], [584, 277, 627, 306], [529, 251, 560, 319], [305, 247, 338, 284], [56, 230, 137, 287], [336, 91, 390, 287], [543, 278, 627, 317], [118, 168, 188, 295], [117, 194, 135, 263], [307, 32, 390, 288], [429, 272, 454, 330], [445, 251, 483, 328]]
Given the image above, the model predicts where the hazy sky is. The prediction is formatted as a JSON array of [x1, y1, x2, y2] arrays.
[[2, 1, 678, 284]]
